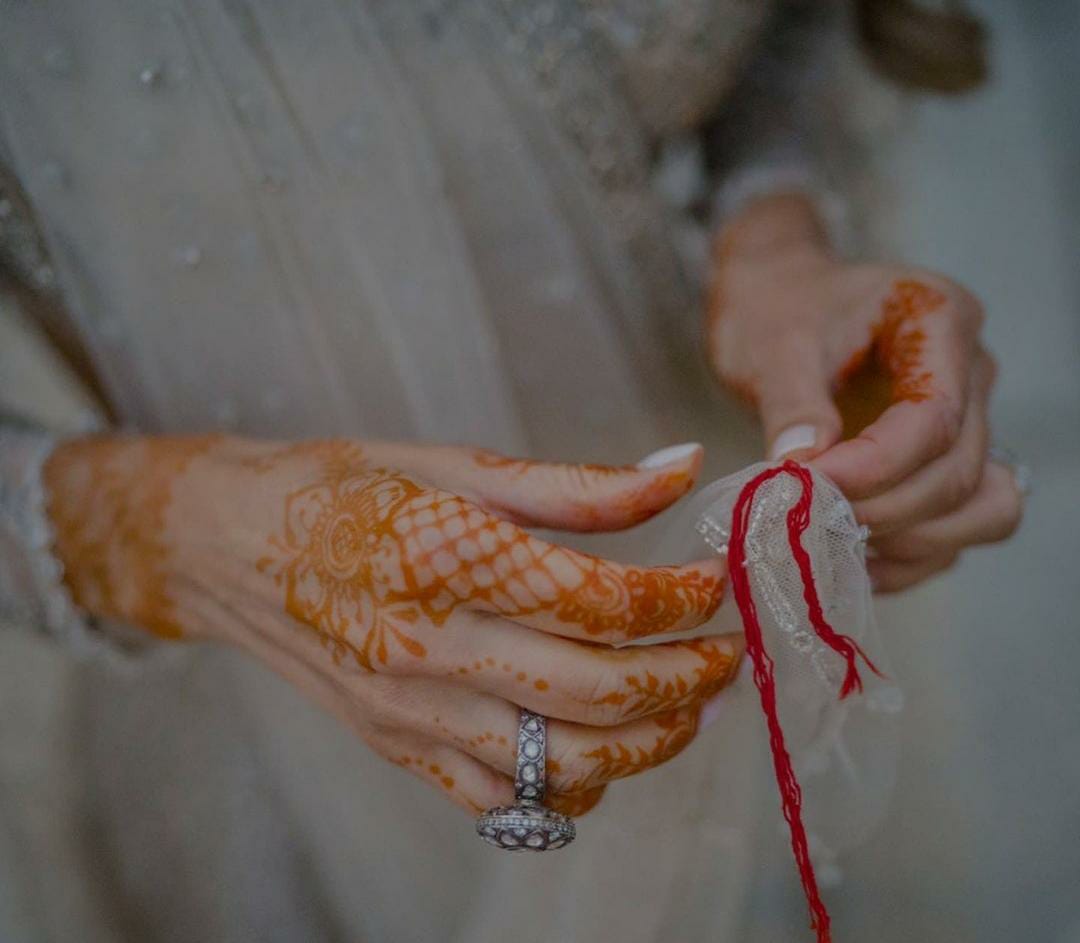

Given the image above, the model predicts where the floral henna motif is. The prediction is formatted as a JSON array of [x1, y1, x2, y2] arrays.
[[590, 638, 738, 721], [259, 445, 721, 670], [835, 279, 947, 437], [548, 786, 606, 817], [549, 561, 721, 640], [375, 483, 720, 642], [561, 709, 699, 794], [257, 455, 432, 670]]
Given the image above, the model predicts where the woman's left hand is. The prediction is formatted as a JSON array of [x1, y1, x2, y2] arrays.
[[705, 193, 1023, 592]]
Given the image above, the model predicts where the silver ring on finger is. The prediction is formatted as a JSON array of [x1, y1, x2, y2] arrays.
[[989, 446, 1032, 498], [475, 708, 576, 852]]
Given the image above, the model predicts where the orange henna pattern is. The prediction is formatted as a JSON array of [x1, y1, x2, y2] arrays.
[[46, 436, 219, 639], [259, 445, 721, 669], [374, 486, 720, 643], [562, 709, 699, 793], [546, 561, 721, 641], [876, 280, 946, 401], [548, 786, 606, 817], [392, 755, 456, 794], [256, 452, 433, 670], [591, 638, 738, 721], [472, 449, 628, 479], [835, 280, 946, 437]]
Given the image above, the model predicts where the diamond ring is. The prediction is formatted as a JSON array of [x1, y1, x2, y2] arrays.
[[475, 709, 576, 851]]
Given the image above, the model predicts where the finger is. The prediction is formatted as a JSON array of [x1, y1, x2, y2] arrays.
[[547, 786, 607, 817], [383, 735, 515, 816], [815, 278, 982, 498], [428, 611, 743, 725], [408, 682, 703, 794], [853, 348, 996, 533], [217, 619, 511, 814], [392, 487, 727, 642], [469, 542, 727, 643], [868, 462, 1024, 563], [756, 334, 844, 461], [867, 552, 959, 594], [364, 441, 704, 532]]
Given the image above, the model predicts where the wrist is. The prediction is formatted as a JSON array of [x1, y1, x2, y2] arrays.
[[44, 434, 224, 641], [717, 192, 834, 265]]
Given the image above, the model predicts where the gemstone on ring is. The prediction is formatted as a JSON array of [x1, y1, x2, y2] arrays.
[[475, 801, 576, 851]]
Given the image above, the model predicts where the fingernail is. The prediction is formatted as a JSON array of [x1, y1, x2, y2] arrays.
[[770, 424, 817, 460], [636, 442, 701, 470]]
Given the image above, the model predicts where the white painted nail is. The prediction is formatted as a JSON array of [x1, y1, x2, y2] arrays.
[[636, 442, 701, 470], [770, 424, 816, 460]]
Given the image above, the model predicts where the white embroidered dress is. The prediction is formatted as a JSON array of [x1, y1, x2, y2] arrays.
[[0, 3, 889, 940]]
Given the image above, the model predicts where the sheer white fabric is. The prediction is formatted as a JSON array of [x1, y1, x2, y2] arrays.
[[655, 463, 903, 881]]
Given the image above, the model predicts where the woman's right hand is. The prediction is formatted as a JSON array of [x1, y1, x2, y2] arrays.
[[45, 435, 742, 816]]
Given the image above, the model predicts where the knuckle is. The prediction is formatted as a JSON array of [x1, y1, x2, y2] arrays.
[[952, 287, 986, 331], [928, 397, 964, 456], [849, 430, 892, 495], [948, 457, 984, 511], [857, 498, 904, 535], [357, 673, 415, 730], [917, 271, 983, 331], [577, 660, 628, 727], [991, 482, 1024, 541], [549, 785, 606, 817], [548, 744, 594, 794], [945, 285, 980, 321], [938, 552, 961, 574]]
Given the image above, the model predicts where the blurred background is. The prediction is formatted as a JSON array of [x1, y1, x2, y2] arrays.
[[0, 1, 1077, 941], [747, 1, 1080, 939]]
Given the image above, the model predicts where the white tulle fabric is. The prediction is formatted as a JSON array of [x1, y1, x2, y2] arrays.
[[656, 462, 903, 880]]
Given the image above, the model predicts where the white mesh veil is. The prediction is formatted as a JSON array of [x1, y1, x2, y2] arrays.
[[653, 461, 904, 878]]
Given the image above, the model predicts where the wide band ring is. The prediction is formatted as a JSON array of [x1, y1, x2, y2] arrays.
[[475, 709, 576, 851]]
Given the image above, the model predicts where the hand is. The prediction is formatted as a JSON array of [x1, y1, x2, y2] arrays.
[[45, 436, 741, 815], [706, 193, 1022, 591]]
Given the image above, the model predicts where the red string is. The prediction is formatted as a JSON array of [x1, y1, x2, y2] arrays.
[[727, 460, 882, 943]]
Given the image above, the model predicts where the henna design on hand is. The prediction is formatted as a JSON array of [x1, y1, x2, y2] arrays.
[[560, 709, 700, 794], [836, 280, 947, 435], [259, 444, 723, 670], [590, 638, 738, 721]]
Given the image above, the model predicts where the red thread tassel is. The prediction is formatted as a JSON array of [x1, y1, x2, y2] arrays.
[[728, 461, 882, 942]]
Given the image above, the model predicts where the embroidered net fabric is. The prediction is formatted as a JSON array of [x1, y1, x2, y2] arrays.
[[656, 462, 904, 876]]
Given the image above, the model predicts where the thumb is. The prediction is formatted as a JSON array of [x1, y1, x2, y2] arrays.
[[756, 344, 843, 461], [451, 442, 704, 533]]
